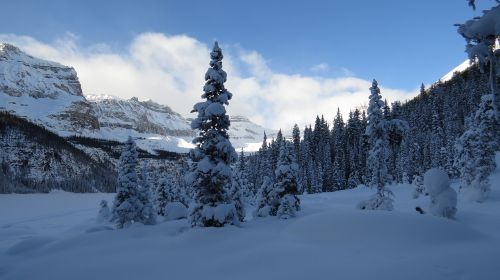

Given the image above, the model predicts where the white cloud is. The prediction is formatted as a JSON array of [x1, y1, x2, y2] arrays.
[[0, 33, 418, 130], [311, 62, 329, 72]]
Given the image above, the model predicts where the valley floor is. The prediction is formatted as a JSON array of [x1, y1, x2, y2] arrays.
[[0, 161, 499, 280]]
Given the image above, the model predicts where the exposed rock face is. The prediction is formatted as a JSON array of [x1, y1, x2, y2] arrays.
[[229, 115, 276, 141], [0, 43, 82, 98], [0, 43, 99, 132], [87, 95, 194, 137]]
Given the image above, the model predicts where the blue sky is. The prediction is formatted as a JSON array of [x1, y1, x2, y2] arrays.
[[3, 0, 490, 89], [0, 0, 493, 128]]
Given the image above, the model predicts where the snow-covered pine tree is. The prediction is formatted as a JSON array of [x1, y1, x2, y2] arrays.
[[228, 178, 246, 223], [292, 124, 301, 161], [254, 176, 276, 217], [256, 132, 272, 187], [273, 141, 301, 218], [138, 166, 156, 225], [331, 109, 347, 190], [300, 126, 314, 193], [455, 94, 498, 202], [233, 149, 254, 201], [155, 175, 174, 216], [111, 137, 146, 228], [358, 80, 394, 211], [187, 41, 239, 227]]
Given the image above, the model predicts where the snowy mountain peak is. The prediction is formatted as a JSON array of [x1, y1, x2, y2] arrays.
[[87, 94, 193, 138], [0, 43, 22, 55], [0, 43, 97, 132], [0, 42, 82, 99], [440, 60, 472, 83]]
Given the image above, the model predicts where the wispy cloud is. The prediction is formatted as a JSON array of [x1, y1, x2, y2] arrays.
[[0, 33, 418, 130], [311, 62, 330, 72]]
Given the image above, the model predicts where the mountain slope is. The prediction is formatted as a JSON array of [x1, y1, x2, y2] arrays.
[[0, 43, 99, 133], [0, 43, 273, 154], [0, 112, 116, 193], [440, 60, 471, 83]]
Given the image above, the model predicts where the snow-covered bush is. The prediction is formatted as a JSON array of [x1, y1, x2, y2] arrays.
[[164, 202, 188, 221], [96, 200, 111, 223], [412, 174, 425, 199], [154, 175, 187, 216], [424, 168, 457, 219], [277, 194, 300, 219], [357, 191, 394, 211]]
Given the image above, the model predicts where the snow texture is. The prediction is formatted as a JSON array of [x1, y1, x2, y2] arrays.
[[163, 202, 188, 221], [1, 157, 500, 280]]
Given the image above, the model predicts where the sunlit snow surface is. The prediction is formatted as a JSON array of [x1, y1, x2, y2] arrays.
[[0, 155, 499, 280]]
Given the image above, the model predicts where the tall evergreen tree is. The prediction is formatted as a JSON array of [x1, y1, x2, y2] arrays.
[[273, 141, 301, 218], [111, 137, 150, 228], [187, 41, 239, 227], [358, 80, 394, 211]]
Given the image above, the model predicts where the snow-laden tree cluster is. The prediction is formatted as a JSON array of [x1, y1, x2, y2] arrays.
[[455, 94, 498, 202], [111, 137, 156, 228], [241, 61, 495, 203], [186, 41, 239, 227], [255, 141, 301, 219], [154, 174, 188, 219]]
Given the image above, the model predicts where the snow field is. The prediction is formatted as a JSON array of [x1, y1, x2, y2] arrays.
[[1, 166, 499, 280]]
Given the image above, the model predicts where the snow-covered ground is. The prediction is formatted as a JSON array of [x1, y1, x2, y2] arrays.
[[1, 161, 499, 280]]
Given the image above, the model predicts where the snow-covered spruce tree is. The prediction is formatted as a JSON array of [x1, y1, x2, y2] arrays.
[[155, 175, 174, 216], [357, 80, 394, 211], [138, 167, 156, 225], [111, 137, 147, 228], [187, 41, 239, 227], [254, 176, 276, 217], [455, 94, 498, 202], [233, 148, 254, 200], [228, 178, 246, 222], [273, 141, 301, 218]]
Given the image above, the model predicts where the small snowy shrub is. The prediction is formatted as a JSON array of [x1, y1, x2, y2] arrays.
[[424, 168, 457, 219], [96, 200, 111, 223], [412, 174, 425, 199], [277, 194, 300, 219], [357, 191, 394, 211]]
